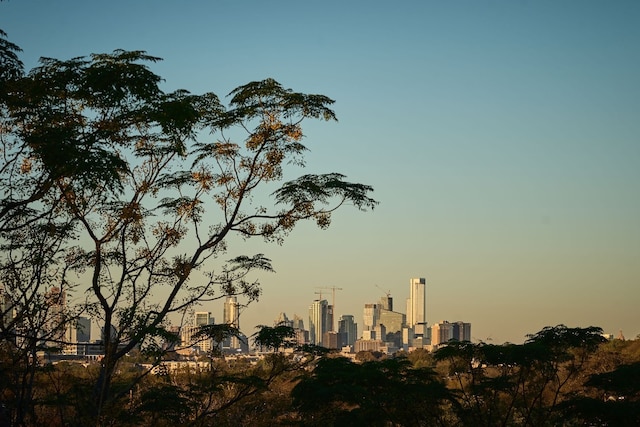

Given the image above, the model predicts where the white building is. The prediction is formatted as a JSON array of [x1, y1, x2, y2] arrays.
[[407, 278, 427, 337]]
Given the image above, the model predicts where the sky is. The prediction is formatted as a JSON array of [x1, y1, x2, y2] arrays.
[[2, 1, 639, 344]]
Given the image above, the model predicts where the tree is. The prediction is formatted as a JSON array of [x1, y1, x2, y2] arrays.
[[433, 325, 607, 426], [1, 38, 377, 424], [292, 356, 451, 426], [1, 29, 88, 426], [253, 323, 296, 352]]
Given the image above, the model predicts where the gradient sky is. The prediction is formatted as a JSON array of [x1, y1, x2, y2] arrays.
[[3, 1, 639, 343]]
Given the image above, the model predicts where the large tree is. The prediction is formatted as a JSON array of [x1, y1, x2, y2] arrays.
[[0, 33, 376, 424]]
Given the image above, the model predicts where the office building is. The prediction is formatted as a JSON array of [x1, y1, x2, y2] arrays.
[[338, 314, 357, 347], [452, 321, 472, 342], [379, 295, 393, 311], [292, 314, 304, 330], [63, 316, 91, 355], [309, 299, 330, 345], [44, 286, 67, 349], [182, 311, 215, 354], [429, 321, 471, 346], [363, 303, 379, 331], [223, 297, 241, 350], [195, 311, 214, 327], [407, 278, 427, 337], [378, 309, 405, 334]]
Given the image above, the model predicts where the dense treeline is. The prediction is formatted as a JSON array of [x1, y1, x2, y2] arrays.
[[1, 325, 639, 426]]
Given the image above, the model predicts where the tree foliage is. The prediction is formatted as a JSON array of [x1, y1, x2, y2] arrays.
[[0, 28, 376, 425]]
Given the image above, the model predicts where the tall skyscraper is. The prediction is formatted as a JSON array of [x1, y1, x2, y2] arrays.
[[44, 286, 67, 348], [408, 278, 427, 336], [223, 296, 241, 349], [363, 303, 379, 331], [338, 314, 358, 347], [223, 297, 239, 328], [308, 299, 329, 345]]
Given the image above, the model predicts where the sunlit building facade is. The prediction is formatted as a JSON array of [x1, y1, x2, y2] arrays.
[[309, 299, 330, 345], [407, 278, 427, 336]]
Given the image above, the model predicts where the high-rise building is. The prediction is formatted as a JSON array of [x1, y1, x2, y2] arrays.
[[379, 295, 393, 311], [223, 297, 241, 350], [431, 320, 454, 346], [452, 321, 472, 342], [63, 316, 91, 355], [182, 311, 215, 353], [309, 299, 330, 345], [44, 286, 67, 348], [363, 303, 379, 331], [223, 298, 240, 327], [338, 314, 357, 347], [378, 309, 405, 334], [322, 331, 346, 349], [407, 278, 427, 336], [195, 311, 214, 327], [292, 314, 304, 330]]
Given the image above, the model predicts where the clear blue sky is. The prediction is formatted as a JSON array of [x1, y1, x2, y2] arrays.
[[3, 1, 639, 343]]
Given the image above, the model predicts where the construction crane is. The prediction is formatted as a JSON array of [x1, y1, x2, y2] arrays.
[[375, 285, 393, 311], [375, 284, 391, 298], [315, 286, 343, 331]]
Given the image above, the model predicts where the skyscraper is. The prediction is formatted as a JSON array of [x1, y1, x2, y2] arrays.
[[431, 321, 451, 346], [223, 296, 241, 349], [44, 286, 67, 348], [223, 297, 239, 328], [308, 299, 329, 345], [338, 314, 358, 347], [452, 321, 472, 342], [363, 303, 379, 331], [181, 311, 215, 353], [408, 278, 427, 336]]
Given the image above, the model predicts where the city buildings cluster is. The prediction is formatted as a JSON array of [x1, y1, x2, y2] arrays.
[[0, 278, 471, 359], [276, 277, 471, 354]]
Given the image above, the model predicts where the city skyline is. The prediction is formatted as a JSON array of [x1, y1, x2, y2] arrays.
[[2, 1, 638, 344]]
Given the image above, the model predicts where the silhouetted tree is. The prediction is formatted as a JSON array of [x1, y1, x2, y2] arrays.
[[0, 30, 377, 425], [292, 356, 451, 426], [433, 325, 607, 426]]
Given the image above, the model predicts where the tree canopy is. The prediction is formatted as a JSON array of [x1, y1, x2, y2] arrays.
[[0, 29, 376, 425]]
